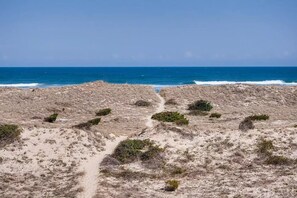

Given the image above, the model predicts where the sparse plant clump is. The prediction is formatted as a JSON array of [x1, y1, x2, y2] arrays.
[[100, 168, 158, 180], [140, 145, 163, 161], [96, 108, 111, 116], [247, 114, 269, 121], [257, 139, 274, 155], [0, 124, 22, 145], [152, 111, 189, 125], [111, 139, 153, 163], [44, 113, 58, 123], [188, 100, 213, 112], [168, 165, 186, 176], [134, 100, 151, 107], [165, 180, 179, 191], [188, 110, 208, 116], [74, 118, 101, 130], [239, 118, 255, 131], [209, 113, 221, 118], [165, 99, 178, 105], [265, 155, 292, 165], [293, 124, 297, 128]]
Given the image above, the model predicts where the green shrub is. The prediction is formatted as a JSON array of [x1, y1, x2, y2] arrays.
[[175, 118, 189, 126], [257, 139, 274, 155], [140, 145, 163, 161], [152, 111, 187, 124], [74, 118, 101, 130], [168, 165, 185, 176], [265, 155, 292, 165], [44, 113, 58, 123], [165, 99, 178, 105], [188, 110, 208, 116], [165, 180, 179, 191], [247, 114, 269, 121], [87, 118, 101, 125], [209, 113, 221, 118], [0, 124, 21, 143], [96, 108, 111, 116], [239, 118, 254, 131], [188, 100, 213, 111], [134, 100, 151, 107], [111, 139, 153, 163]]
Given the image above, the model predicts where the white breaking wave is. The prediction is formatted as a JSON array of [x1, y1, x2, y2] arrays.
[[0, 83, 41, 87], [194, 80, 297, 85]]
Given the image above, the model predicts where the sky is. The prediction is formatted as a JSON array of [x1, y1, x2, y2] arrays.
[[0, 0, 297, 66]]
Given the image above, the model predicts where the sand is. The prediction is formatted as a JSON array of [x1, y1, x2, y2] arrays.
[[1, 82, 297, 198]]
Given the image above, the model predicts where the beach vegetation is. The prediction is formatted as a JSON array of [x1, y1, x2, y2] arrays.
[[44, 113, 58, 123], [239, 118, 254, 131], [265, 155, 292, 165], [100, 168, 158, 180], [134, 100, 151, 107], [0, 124, 22, 144], [188, 100, 213, 111], [209, 113, 221, 118], [188, 110, 208, 116], [165, 99, 178, 105], [152, 111, 189, 125], [257, 139, 274, 155], [74, 118, 101, 130], [165, 180, 179, 191], [247, 114, 269, 121], [96, 108, 111, 116], [111, 139, 164, 165]]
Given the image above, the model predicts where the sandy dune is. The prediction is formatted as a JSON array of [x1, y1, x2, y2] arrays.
[[1, 83, 297, 198]]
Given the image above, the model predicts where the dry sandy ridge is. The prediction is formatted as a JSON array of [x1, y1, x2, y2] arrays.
[[1, 83, 297, 198]]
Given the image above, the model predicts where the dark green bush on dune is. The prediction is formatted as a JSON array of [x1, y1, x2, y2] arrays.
[[44, 113, 58, 123], [209, 113, 221, 118], [188, 100, 213, 111], [0, 124, 22, 144], [152, 111, 189, 125], [247, 114, 269, 121], [111, 139, 153, 163], [96, 108, 111, 116], [134, 100, 151, 107], [74, 118, 101, 130]]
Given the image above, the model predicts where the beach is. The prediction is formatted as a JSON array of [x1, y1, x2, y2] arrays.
[[0, 82, 297, 197]]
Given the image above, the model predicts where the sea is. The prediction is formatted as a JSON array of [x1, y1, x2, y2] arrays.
[[0, 67, 296, 88]]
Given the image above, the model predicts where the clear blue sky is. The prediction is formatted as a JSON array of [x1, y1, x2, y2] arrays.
[[0, 0, 296, 66]]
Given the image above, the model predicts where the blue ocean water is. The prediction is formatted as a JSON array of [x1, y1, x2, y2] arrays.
[[0, 67, 296, 88]]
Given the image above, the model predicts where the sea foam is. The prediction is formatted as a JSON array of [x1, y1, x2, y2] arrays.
[[0, 83, 41, 87], [194, 80, 297, 85]]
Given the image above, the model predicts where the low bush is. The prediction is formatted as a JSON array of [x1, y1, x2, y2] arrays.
[[175, 118, 189, 126], [0, 124, 22, 144], [96, 108, 111, 116], [257, 139, 274, 155], [165, 180, 179, 191], [74, 118, 101, 130], [239, 118, 254, 131], [165, 99, 178, 105], [134, 100, 151, 107], [265, 155, 292, 165], [188, 100, 213, 111], [44, 113, 58, 123], [209, 113, 221, 118], [111, 139, 153, 163], [293, 124, 297, 128], [140, 145, 163, 161], [247, 114, 269, 121], [152, 111, 189, 125], [188, 110, 208, 116]]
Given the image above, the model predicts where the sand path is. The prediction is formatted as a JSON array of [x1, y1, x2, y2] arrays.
[[146, 92, 165, 128], [79, 135, 126, 198], [80, 92, 164, 198]]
